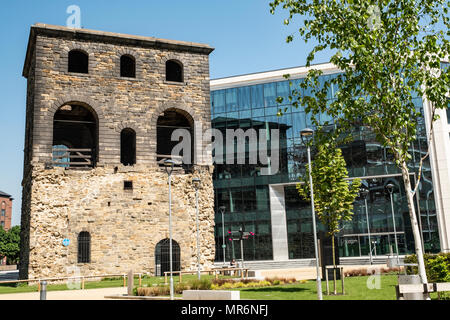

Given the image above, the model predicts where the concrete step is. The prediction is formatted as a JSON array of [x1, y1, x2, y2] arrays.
[[215, 259, 315, 270], [214, 256, 404, 270]]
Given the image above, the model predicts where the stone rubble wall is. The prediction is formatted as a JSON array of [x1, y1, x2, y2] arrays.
[[20, 26, 216, 280], [23, 164, 215, 279]]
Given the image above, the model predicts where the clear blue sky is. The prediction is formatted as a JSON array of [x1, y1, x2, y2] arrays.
[[0, 0, 330, 226]]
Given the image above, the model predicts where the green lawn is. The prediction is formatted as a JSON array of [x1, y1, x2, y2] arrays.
[[238, 275, 398, 300], [0, 274, 210, 295], [0, 274, 403, 300]]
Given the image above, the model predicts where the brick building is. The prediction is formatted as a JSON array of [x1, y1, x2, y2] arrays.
[[20, 24, 216, 279], [0, 191, 13, 265]]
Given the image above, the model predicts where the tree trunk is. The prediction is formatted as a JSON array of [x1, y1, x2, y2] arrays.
[[332, 234, 337, 295], [401, 162, 428, 284]]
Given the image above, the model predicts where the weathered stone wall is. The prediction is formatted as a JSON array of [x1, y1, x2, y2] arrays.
[[25, 164, 215, 279], [28, 29, 212, 166], [20, 25, 215, 279]]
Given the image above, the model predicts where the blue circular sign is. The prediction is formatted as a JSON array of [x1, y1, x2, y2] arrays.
[[62, 238, 70, 247]]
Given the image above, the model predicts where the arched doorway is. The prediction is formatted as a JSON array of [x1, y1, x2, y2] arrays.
[[155, 238, 181, 276], [52, 103, 98, 168], [156, 108, 194, 166]]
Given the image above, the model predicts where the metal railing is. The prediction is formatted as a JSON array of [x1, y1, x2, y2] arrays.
[[0, 272, 147, 293], [163, 267, 249, 284], [0, 268, 241, 293], [52, 148, 94, 168], [156, 154, 183, 166]]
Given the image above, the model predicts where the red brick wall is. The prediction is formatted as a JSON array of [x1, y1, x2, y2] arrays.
[[0, 196, 12, 231], [0, 196, 13, 265]]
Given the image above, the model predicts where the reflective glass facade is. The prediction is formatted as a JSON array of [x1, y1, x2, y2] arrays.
[[211, 70, 441, 262]]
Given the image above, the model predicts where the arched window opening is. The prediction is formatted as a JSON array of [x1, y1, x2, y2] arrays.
[[166, 60, 183, 82], [68, 50, 89, 74], [120, 55, 136, 78], [52, 103, 98, 169], [78, 231, 91, 263], [156, 109, 194, 167], [155, 239, 181, 276], [120, 128, 136, 166]]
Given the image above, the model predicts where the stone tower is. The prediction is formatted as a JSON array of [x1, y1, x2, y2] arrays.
[[20, 24, 215, 279]]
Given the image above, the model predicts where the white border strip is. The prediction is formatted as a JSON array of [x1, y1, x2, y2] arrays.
[[210, 62, 340, 90]]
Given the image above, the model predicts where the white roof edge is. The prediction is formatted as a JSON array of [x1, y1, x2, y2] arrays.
[[210, 62, 340, 90], [210, 59, 450, 90]]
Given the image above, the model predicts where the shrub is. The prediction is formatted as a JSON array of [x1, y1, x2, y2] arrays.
[[189, 278, 212, 290], [220, 282, 234, 289], [404, 253, 450, 282], [135, 285, 171, 297], [343, 267, 401, 277], [286, 278, 297, 284], [257, 280, 272, 287], [264, 277, 298, 285], [175, 282, 191, 294]]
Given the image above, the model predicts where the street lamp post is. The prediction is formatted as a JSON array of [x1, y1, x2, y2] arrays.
[[239, 227, 245, 269], [164, 159, 175, 300], [360, 188, 373, 265], [386, 183, 400, 264], [219, 206, 226, 265], [192, 177, 202, 280], [300, 128, 322, 301]]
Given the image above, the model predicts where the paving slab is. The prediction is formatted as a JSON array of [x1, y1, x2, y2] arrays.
[[0, 287, 127, 300]]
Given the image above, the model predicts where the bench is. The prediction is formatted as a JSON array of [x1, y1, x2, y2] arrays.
[[211, 267, 249, 279], [396, 282, 450, 300], [183, 290, 240, 300]]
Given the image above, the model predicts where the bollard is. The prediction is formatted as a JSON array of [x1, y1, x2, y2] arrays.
[[40, 281, 47, 300], [139, 273, 142, 287], [127, 270, 134, 296]]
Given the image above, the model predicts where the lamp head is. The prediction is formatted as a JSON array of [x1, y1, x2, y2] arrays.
[[192, 177, 201, 189], [360, 188, 369, 198], [386, 183, 395, 194], [164, 159, 175, 175], [300, 128, 314, 144]]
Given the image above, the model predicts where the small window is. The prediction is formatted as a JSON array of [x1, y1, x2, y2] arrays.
[[124, 181, 133, 191], [1, 209, 5, 217], [120, 128, 136, 166], [166, 60, 183, 82], [68, 50, 89, 74], [120, 55, 136, 78], [78, 232, 91, 263]]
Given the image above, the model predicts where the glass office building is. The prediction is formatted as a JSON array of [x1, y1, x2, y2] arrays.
[[210, 63, 442, 263]]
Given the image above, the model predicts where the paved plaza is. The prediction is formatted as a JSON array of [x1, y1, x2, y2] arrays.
[[0, 286, 127, 300]]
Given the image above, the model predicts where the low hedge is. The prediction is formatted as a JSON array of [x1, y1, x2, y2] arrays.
[[134, 277, 303, 296], [404, 253, 450, 282]]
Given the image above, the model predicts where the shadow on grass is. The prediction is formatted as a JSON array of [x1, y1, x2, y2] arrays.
[[240, 286, 309, 293], [0, 283, 19, 288]]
